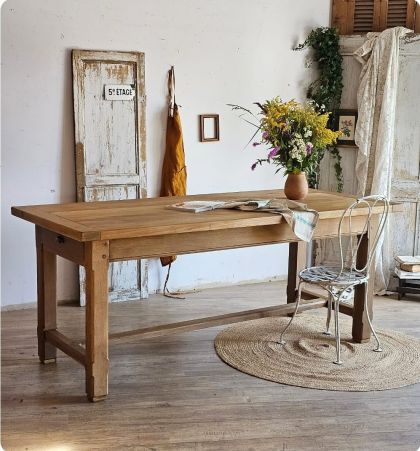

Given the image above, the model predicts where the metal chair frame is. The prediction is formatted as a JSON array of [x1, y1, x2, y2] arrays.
[[278, 195, 390, 365]]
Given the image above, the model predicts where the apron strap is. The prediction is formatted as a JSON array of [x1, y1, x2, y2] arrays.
[[168, 66, 176, 117]]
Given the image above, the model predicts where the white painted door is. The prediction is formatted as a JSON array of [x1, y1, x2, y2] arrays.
[[389, 36, 420, 280], [318, 35, 420, 290], [72, 50, 148, 304]]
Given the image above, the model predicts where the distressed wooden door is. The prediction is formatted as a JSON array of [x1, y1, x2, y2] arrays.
[[389, 36, 420, 274], [318, 35, 420, 289], [72, 50, 148, 304]]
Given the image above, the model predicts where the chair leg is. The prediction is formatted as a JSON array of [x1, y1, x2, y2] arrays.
[[278, 280, 303, 346], [333, 293, 343, 365], [324, 292, 333, 336], [364, 282, 383, 352]]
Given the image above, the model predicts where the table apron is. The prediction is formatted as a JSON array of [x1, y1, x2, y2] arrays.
[[39, 227, 85, 266], [108, 216, 369, 262], [36, 215, 369, 264]]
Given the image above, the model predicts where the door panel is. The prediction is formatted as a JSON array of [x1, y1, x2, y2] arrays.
[[73, 50, 147, 304], [83, 62, 138, 177]]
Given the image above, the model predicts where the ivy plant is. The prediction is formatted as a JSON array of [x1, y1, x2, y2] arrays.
[[295, 27, 344, 191]]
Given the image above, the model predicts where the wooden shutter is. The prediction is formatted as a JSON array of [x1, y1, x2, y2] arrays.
[[332, 0, 420, 34], [354, 0, 375, 33], [388, 0, 409, 27], [332, 0, 356, 34]]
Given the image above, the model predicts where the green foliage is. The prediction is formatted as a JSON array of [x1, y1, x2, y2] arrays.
[[329, 147, 344, 192], [295, 27, 344, 191]]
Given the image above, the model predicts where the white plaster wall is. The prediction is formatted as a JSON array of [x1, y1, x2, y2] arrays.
[[1, 0, 330, 307]]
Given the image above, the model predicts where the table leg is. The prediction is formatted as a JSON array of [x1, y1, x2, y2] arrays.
[[85, 240, 109, 402], [287, 241, 307, 303], [352, 217, 378, 343], [398, 278, 405, 300], [36, 226, 57, 363]]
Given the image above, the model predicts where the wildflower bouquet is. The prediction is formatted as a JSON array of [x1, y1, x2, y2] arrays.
[[236, 98, 340, 176]]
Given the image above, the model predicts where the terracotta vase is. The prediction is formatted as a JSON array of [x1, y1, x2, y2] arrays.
[[284, 172, 308, 201]]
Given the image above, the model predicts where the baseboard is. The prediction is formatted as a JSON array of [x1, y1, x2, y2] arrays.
[[152, 274, 288, 295], [1, 298, 77, 312], [2, 276, 288, 311]]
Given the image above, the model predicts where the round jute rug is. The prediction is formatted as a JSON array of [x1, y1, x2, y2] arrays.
[[214, 315, 420, 391]]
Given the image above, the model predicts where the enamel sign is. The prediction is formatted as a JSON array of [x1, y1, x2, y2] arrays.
[[104, 84, 135, 100]]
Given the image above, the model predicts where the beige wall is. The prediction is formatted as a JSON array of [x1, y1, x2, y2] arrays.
[[1, 0, 330, 307]]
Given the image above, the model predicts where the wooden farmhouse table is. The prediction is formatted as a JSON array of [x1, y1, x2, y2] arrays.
[[11, 189, 399, 402]]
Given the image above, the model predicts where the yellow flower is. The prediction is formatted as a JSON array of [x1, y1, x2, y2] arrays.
[[260, 98, 340, 149]]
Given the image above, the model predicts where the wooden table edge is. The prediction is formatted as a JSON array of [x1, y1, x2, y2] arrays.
[[11, 201, 404, 243]]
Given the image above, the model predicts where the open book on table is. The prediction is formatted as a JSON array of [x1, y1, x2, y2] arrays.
[[167, 198, 306, 213]]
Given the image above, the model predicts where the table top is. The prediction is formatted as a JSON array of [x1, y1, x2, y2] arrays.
[[11, 189, 396, 242]]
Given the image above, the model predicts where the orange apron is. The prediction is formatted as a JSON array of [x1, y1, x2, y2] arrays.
[[160, 66, 187, 267]]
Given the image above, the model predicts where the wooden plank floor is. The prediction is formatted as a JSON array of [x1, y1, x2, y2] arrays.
[[2, 281, 420, 450]]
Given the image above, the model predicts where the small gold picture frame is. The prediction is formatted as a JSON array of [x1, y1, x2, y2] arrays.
[[199, 114, 220, 142]]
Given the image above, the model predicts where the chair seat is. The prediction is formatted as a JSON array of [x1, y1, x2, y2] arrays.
[[299, 266, 368, 286]]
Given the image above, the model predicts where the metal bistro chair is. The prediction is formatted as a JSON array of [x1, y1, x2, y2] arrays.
[[278, 195, 390, 365]]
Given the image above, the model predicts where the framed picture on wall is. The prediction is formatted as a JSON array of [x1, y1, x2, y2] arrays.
[[334, 110, 358, 146], [199, 114, 220, 142]]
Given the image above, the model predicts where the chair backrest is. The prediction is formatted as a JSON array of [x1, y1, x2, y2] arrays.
[[337, 195, 390, 276]]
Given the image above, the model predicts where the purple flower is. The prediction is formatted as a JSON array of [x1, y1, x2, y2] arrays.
[[267, 147, 280, 160], [252, 142, 261, 147], [262, 131, 269, 139], [251, 162, 257, 171], [306, 142, 313, 155]]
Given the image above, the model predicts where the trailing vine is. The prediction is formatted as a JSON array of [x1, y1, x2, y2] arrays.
[[295, 27, 344, 191]]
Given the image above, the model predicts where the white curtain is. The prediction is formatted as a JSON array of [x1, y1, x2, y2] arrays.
[[354, 27, 411, 293]]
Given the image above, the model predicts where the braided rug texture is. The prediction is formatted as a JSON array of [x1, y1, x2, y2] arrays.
[[214, 315, 420, 391]]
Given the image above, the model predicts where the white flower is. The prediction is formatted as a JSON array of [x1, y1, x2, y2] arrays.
[[289, 137, 307, 162]]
